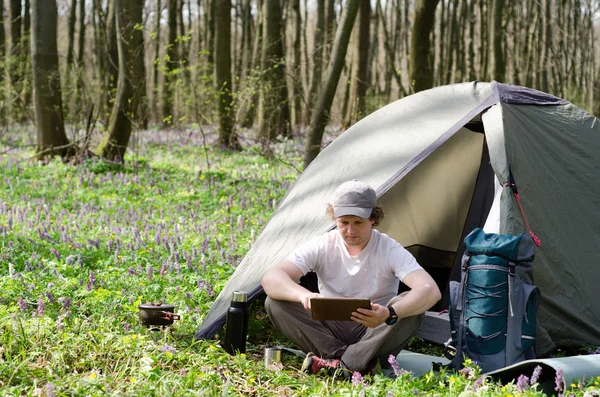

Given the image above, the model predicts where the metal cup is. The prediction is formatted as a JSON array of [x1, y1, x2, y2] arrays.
[[264, 347, 282, 368]]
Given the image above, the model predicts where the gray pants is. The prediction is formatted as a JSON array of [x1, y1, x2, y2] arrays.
[[264, 292, 423, 372]]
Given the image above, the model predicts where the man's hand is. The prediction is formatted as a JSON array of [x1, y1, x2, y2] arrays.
[[300, 292, 326, 311], [351, 303, 389, 328]]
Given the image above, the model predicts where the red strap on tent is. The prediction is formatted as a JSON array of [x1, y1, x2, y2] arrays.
[[503, 183, 541, 247]]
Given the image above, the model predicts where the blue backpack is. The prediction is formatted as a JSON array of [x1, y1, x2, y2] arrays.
[[446, 228, 541, 373]]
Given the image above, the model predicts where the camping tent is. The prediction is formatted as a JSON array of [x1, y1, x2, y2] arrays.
[[195, 81, 600, 356]]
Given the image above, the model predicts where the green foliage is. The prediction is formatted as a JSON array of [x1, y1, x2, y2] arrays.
[[0, 129, 598, 395]]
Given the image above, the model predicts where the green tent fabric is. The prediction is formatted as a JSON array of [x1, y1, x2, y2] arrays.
[[195, 82, 600, 358]]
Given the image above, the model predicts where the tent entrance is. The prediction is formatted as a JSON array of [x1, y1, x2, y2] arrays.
[[377, 126, 495, 310]]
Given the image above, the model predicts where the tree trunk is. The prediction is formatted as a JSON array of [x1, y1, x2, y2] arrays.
[[214, 0, 238, 149], [162, 0, 179, 126], [345, 0, 370, 126], [322, 0, 336, 70], [409, 0, 439, 93], [31, 0, 71, 158], [489, 0, 505, 82], [22, 0, 31, 108], [467, 0, 476, 81], [205, 0, 215, 65], [0, 3, 6, 124], [67, 0, 77, 69], [77, 0, 86, 67], [257, 0, 291, 143], [133, 0, 148, 129], [239, 0, 263, 128], [153, 0, 162, 122], [8, 0, 23, 119], [97, 0, 144, 160], [104, 0, 119, 124], [303, 0, 360, 168], [290, 0, 303, 126], [302, 0, 324, 124]]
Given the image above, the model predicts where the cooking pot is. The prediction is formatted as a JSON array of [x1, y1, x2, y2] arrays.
[[138, 302, 181, 326]]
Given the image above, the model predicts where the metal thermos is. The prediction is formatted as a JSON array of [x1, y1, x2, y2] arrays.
[[223, 291, 249, 355]]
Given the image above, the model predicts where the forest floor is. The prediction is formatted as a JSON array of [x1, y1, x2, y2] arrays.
[[0, 126, 598, 396]]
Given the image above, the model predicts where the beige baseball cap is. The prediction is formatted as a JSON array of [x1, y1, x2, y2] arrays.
[[332, 180, 377, 219]]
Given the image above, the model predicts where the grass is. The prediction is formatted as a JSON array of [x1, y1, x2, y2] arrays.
[[1, 127, 599, 396]]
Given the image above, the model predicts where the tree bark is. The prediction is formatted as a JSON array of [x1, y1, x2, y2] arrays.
[[303, 0, 360, 168], [239, 0, 262, 128], [8, 0, 23, 119], [77, 0, 86, 67], [489, 0, 505, 82], [153, 0, 162, 122], [214, 0, 238, 148], [67, 0, 77, 69], [0, 3, 6, 123], [31, 0, 71, 158], [409, 0, 440, 93], [162, 0, 179, 126], [290, 0, 303, 126], [104, 0, 119, 124], [302, 0, 324, 124], [257, 0, 291, 143], [345, 0, 370, 125], [97, 0, 144, 160]]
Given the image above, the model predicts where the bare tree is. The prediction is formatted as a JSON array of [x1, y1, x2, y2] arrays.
[[0, 3, 5, 124], [257, 0, 291, 143], [31, 0, 71, 158], [162, 0, 179, 126], [489, 0, 506, 82], [303, 0, 361, 168], [344, 0, 370, 126], [409, 0, 440, 93], [67, 0, 77, 70], [97, 0, 145, 160], [303, 0, 324, 124], [214, 0, 238, 148]]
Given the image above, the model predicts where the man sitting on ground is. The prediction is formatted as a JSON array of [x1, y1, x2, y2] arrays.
[[261, 180, 441, 374]]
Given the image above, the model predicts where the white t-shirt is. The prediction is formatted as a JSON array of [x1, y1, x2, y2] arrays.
[[287, 229, 423, 305]]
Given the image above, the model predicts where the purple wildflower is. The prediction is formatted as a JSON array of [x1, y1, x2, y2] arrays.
[[147, 265, 153, 280], [472, 377, 484, 391], [555, 368, 564, 393], [160, 262, 167, 276], [197, 279, 204, 291], [46, 292, 55, 303], [460, 366, 473, 379], [412, 388, 419, 395], [45, 382, 56, 397], [18, 297, 26, 312], [517, 374, 530, 392], [37, 297, 45, 317], [50, 248, 61, 261], [159, 344, 176, 354], [88, 271, 96, 288], [128, 267, 136, 275], [58, 297, 71, 311], [388, 354, 405, 377], [530, 365, 542, 384], [65, 255, 75, 265], [176, 286, 181, 292], [351, 371, 363, 386]]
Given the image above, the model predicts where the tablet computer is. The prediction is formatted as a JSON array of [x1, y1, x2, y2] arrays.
[[310, 297, 371, 321]]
